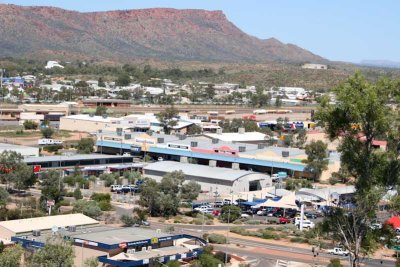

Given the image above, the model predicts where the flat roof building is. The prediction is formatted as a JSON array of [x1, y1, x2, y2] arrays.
[[143, 161, 272, 194], [0, 143, 39, 157], [10, 214, 206, 267]]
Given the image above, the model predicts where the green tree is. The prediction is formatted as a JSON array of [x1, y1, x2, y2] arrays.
[[0, 244, 23, 267], [28, 235, 74, 267], [95, 105, 107, 116], [117, 90, 131, 100], [275, 95, 282, 107], [181, 181, 201, 201], [97, 77, 106, 88], [0, 151, 35, 190], [41, 127, 54, 138], [293, 129, 307, 148], [166, 260, 181, 267], [73, 200, 102, 219], [303, 140, 329, 181], [116, 73, 131, 86], [77, 138, 95, 154], [156, 106, 178, 134], [316, 73, 400, 266], [41, 170, 63, 203], [187, 124, 202, 135], [23, 120, 38, 130], [73, 188, 83, 200], [220, 205, 241, 223]]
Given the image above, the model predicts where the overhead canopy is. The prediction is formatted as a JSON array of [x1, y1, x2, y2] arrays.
[[253, 192, 298, 210]]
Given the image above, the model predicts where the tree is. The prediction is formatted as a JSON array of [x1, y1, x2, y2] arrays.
[[73, 200, 102, 219], [166, 260, 181, 267], [293, 129, 308, 148], [117, 90, 131, 100], [220, 205, 241, 223], [97, 77, 106, 88], [23, 120, 38, 130], [156, 106, 178, 134], [40, 170, 63, 203], [0, 188, 9, 209], [116, 73, 131, 86], [181, 181, 201, 201], [187, 124, 202, 135], [77, 138, 95, 154], [28, 235, 74, 267], [316, 73, 400, 266], [73, 188, 83, 200], [0, 244, 23, 267], [41, 127, 54, 138], [303, 140, 329, 181], [0, 151, 35, 190], [275, 95, 282, 107], [95, 105, 107, 116]]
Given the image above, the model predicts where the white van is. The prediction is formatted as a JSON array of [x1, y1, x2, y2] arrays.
[[38, 139, 63, 145]]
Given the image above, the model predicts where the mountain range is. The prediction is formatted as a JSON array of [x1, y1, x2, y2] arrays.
[[0, 4, 326, 63]]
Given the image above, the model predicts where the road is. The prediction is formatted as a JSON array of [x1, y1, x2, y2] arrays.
[[148, 221, 395, 267]]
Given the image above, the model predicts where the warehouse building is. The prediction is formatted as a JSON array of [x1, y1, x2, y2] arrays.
[[143, 161, 272, 194], [8, 214, 206, 267]]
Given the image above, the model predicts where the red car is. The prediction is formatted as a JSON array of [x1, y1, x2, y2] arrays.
[[212, 210, 221, 216], [279, 217, 291, 224]]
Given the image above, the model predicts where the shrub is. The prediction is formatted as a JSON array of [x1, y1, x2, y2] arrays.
[[230, 227, 246, 235], [58, 200, 70, 206], [98, 200, 112, 211], [73, 188, 83, 200], [90, 193, 111, 202], [120, 214, 135, 227], [43, 145, 63, 153], [308, 239, 320, 246], [261, 230, 279, 240], [329, 176, 339, 185], [207, 234, 227, 244], [192, 219, 202, 225], [246, 220, 261, 225], [328, 258, 343, 267], [205, 220, 214, 225], [233, 220, 242, 225], [23, 120, 38, 130], [158, 218, 166, 223], [290, 237, 307, 243], [214, 251, 231, 263]]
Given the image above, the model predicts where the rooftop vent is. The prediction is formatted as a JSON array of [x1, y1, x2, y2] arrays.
[[32, 230, 41, 237], [191, 141, 198, 147]]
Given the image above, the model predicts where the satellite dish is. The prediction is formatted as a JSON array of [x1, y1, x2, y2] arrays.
[[51, 225, 58, 233]]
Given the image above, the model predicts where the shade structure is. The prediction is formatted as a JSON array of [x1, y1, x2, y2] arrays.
[[253, 192, 298, 210], [386, 216, 400, 228]]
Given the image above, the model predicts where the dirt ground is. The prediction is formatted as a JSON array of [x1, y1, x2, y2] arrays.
[[0, 131, 90, 146]]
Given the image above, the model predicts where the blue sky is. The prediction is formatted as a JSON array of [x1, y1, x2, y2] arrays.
[[2, 0, 400, 62]]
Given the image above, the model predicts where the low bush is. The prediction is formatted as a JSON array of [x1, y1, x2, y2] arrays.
[[246, 220, 261, 225], [207, 234, 227, 244], [290, 237, 307, 243]]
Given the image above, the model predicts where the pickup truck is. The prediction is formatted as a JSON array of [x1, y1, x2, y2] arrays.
[[327, 247, 350, 256]]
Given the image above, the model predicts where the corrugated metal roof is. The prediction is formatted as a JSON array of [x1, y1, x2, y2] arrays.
[[0, 214, 98, 234], [144, 161, 263, 182], [24, 154, 132, 163]]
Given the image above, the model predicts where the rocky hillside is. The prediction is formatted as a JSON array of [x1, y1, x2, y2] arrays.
[[0, 5, 326, 63]]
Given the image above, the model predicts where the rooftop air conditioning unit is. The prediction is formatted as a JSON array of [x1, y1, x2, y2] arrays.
[[191, 141, 198, 147], [216, 128, 223, 135], [141, 247, 147, 252], [239, 146, 246, 152], [124, 134, 131, 140], [32, 230, 41, 237], [157, 138, 164, 143], [238, 127, 245, 134], [282, 151, 289, 157], [212, 139, 219, 144], [257, 143, 264, 149], [179, 135, 186, 140], [68, 225, 76, 232]]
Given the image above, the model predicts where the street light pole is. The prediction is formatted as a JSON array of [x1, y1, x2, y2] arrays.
[[224, 207, 231, 265]]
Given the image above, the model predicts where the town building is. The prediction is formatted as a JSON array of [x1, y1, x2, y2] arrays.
[[302, 63, 328, 70], [143, 161, 272, 194], [7, 214, 206, 267]]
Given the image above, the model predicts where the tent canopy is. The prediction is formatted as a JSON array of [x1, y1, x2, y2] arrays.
[[253, 192, 298, 210], [386, 216, 400, 228]]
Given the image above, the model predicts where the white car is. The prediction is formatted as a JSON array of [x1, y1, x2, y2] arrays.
[[38, 138, 63, 145], [240, 213, 250, 218], [295, 219, 315, 229], [194, 205, 212, 211], [327, 247, 350, 256]]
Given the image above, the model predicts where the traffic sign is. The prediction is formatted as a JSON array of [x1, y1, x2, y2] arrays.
[[47, 200, 55, 207]]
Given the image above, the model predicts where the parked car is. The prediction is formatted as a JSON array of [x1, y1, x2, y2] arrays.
[[116, 185, 138, 194], [241, 213, 250, 218], [110, 185, 122, 192], [295, 219, 315, 229], [305, 212, 318, 219], [194, 205, 212, 211], [134, 220, 151, 227], [279, 217, 291, 224], [38, 138, 63, 145], [327, 247, 350, 256], [212, 210, 221, 216]]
